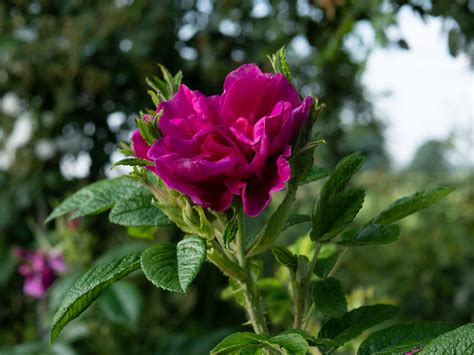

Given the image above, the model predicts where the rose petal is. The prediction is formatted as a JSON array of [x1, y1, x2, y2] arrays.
[[131, 130, 151, 160], [242, 154, 291, 217]]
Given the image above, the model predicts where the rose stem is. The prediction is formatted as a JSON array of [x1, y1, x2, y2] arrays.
[[235, 206, 269, 335]]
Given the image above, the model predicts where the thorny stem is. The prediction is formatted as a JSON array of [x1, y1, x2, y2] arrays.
[[236, 207, 269, 335]]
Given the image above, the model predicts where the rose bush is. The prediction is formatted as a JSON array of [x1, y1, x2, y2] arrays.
[[132, 64, 313, 216], [47, 52, 467, 353]]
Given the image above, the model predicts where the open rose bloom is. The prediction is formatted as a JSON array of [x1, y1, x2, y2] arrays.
[[133, 64, 313, 216], [14, 248, 66, 298]]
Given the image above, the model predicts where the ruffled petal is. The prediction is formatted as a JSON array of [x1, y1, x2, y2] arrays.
[[242, 154, 291, 217]]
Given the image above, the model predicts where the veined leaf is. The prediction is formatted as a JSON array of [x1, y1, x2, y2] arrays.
[[318, 304, 398, 347], [267, 332, 309, 355], [177, 236, 207, 291], [312, 277, 347, 318], [422, 323, 474, 354], [211, 332, 267, 354], [141, 238, 206, 293], [109, 187, 171, 226], [338, 224, 400, 246], [46, 177, 142, 222], [320, 153, 366, 200], [50, 252, 142, 342], [358, 321, 456, 355], [211, 331, 309, 355], [311, 154, 366, 241], [311, 188, 365, 241], [141, 243, 181, 292], [373, 187, 454, 225]]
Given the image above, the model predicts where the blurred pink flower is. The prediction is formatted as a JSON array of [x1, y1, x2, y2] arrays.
[[13, 248, 67, 299], [133, 64, 312, 216]]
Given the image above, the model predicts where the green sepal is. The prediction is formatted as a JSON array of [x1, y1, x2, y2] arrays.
[[268, 46, 292, 80], [222, 213, 238, 252], [112, 157, 154, 169]]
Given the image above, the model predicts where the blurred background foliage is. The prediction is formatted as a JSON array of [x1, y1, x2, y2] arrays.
[[0, 0, 472, 354]]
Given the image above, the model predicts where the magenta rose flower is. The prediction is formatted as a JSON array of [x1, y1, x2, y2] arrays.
[[14, 248, 67, 298], [132, 64, 313, 216]]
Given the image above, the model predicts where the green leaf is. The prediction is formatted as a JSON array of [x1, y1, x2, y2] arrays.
[[311, 154, 366, 241], [141, 243, 181, 292], [311, 188, 365, 241], [422, 323, 474, 354], [111, 157, 153, 168], [282, 214, 311, 231], [141, 238, 206, 293], [268, 332, 309, 355], [211, 332, 267, 354], [338, 224, 400, 246], [321, 153, 366, 199], [50, 252, 142, 342], [373, 187, 454, 225], [46, 177, 142, 222], [109, 187, 171, 227], [211, 331, 310, 355], [177, 236, 207, 291], [272, 246, 297, 270], [222, 214, 238, 252], [312, 277, 347, 318], [299, 165, 330, 185], [314, 251, 341, 278], [318, 304, 398, 347], [358, 321, 456, 355]]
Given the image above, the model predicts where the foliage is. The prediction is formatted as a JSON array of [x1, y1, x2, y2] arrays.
[[1, 1, 473, 353], [45, 65, 459, 352]]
